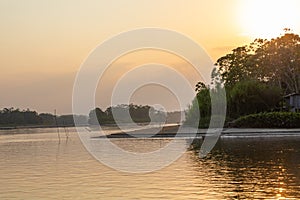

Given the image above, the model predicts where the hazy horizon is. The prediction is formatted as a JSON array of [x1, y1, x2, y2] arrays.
[[1, 0, 300, 114]]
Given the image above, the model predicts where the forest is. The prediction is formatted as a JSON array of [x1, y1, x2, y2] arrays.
[[185, 30, 300, 128], [0, 107, 87, 127], [88, 104, 166, 125], [0, 104, 166, 127]]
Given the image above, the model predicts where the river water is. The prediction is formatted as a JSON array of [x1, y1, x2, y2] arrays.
[[1, 127, 300, 199]]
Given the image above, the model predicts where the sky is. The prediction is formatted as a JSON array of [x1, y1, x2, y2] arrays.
[[1, 0, 300, 114]]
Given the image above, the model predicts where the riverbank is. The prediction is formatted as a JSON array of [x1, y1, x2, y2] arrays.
[[0, 122, 156, 130], [102, 125, 300, 138], [0, 124, 87, 130], [2, 124, 300, 138]]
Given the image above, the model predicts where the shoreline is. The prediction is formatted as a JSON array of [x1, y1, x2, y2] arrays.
[[0, 124, 89, 130], [2, 124, 300, 138], [98, 125, 300, 138]]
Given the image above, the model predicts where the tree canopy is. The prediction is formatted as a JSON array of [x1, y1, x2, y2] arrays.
[[186, 31, 300, 127], [88, 104, 166, 125], [216, 32, 300, 94], [0, 108, 87, 127]]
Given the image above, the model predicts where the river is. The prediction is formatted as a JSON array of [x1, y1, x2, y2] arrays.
[[1, 127, 300, 199]]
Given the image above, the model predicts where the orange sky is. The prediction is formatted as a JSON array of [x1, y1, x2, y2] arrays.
[[0, 0, 299, 114]]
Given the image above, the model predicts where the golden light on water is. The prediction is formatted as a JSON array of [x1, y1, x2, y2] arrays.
[[238, 0, 300, 39]]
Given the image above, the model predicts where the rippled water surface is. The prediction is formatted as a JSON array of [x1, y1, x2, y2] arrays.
[[1, 128, 300, 199]]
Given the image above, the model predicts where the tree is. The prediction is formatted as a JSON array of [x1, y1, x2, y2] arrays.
[[88, 104, 156, 125], [254, 33, 300, 93], [88, 108, 107, 125], [216, 31, 300, 95], [185, 31, 299, 126], [185, 82, 210, 127], [0, 108, 41, 125], [39, 113, 55, 125], [216, 46, 255, 88], [229, 80, 282, 117]]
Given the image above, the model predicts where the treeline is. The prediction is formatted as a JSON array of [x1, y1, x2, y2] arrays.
[[186, 30, 300, 127], [88, 104, 166, 125], [0, 105, 182, 127], [0, 107, 87, 127]]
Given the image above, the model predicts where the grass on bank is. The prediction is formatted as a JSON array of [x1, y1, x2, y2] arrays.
[[229, 112, 300, 128]]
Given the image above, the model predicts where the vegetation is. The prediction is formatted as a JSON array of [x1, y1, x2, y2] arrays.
[[3, 31, 300, 129], [230, 112, 300, 128], [216, 31, 300, 94], [185, 83, 210, 127], [185, 30, 300, 128], [0, 107, 87, 127], [88, 104, 166, 125], [0, 104, 171, 127]]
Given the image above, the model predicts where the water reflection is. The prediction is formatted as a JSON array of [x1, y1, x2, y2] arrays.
[[0, 128, 300, 199], [191, 137, 300, 199]]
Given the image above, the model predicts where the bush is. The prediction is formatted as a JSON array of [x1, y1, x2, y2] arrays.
[[228, 80, 282, 117], [230, 112, 300, 128]]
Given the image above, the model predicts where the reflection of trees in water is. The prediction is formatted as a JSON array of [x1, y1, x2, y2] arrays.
[[190, 138, 300, 199]]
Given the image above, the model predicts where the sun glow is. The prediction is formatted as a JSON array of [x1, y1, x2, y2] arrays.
[[238, 0, 300, 39]]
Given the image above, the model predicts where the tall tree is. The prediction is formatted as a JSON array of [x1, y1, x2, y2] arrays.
[[254, 33, 300, 93], [216, 31, 300, 94]]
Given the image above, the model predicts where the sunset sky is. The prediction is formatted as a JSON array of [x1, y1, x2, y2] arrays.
[[1, 0, 300, 114]]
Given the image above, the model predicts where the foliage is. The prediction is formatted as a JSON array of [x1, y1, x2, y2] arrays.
[[254, 33, 300, 93], [216, 46, 254, 88], [185, 83, 210, 127], [230, 112, 300, 128], [0, 107, 87, 127], [228, 80, 282, 117], [88, 108, 109, 125], [0, 108, 41, 125], [88, 104, 166, 125], [216, 32, 300, 94], [185, 31, 299, 128]]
